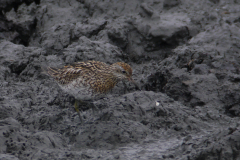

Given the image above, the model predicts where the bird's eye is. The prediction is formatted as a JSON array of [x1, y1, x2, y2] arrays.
[[122, 70, 126, 74]]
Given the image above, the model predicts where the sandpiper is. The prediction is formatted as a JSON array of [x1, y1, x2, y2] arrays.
[[43, 60, 139, 122]]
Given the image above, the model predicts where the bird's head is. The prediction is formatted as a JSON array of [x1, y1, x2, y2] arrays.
[[111, 62, 140, 90], [111, 62, 132, 80]]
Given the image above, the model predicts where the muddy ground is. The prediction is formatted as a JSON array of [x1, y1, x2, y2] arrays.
[[1, 0, 240, 159]]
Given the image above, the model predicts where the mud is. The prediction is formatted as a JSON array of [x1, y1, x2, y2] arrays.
[[1, 0, 240, 159]]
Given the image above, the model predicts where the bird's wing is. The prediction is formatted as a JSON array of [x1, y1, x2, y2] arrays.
[[43, 61, 109, 85]]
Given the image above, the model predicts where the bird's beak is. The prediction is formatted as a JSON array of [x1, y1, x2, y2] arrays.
[[128, 77, 141, 90]]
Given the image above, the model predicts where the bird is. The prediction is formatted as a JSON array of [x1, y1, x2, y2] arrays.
[[42, 60, 140, 123]]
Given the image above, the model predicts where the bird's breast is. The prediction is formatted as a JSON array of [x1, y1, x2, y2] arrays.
[[58, 76, 118, 100]]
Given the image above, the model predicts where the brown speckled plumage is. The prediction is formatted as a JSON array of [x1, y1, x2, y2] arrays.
[[43, 60, 134, 100], [43, 60, 137, 122]]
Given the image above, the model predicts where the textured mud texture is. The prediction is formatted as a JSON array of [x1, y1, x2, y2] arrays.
[[1, 0, 240, 159]]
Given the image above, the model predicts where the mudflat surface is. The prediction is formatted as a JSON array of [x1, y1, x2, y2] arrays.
[[1, 0, 240, 159]]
